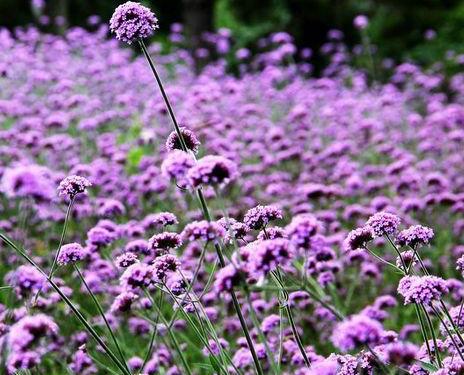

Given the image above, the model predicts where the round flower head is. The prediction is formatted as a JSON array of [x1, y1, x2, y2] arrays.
[[57, 242, 86, 266], [181, 220, 226, 242], [286, 213, 320, 249], [111, 291, 138, 314], [116, 252, 139, 268], [120, 262, 157, 290], [457, 255, 464, 275], [214, 264, 241, 293], [244, 205, 283, 230], [331, 314, 384, 351], [396, 225, 434, 248], [110, 1, 159, 44], [148, 232, 182, 252], [354, 15, 368, 30], [344, 226, 374, 252], [166, 127, 201, 154], [398, 275, 448, 305], [145, 212, 178, 228], [161, 150, 195, 187], [58, 175, 91, 199], [383, 342, 418, 366], [187, 155, 238, 188], [366, 212, 401, 237], [152, 254, 180, 280], [251, 238, 293, 275]]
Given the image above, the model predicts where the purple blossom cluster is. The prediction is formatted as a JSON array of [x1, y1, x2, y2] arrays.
[[1, 4, 464, 373]]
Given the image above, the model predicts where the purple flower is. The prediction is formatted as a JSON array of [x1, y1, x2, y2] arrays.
[[144, 212, 178, 228], [161, 150, 195, 187], [116, 252, 139, 268], [7, 265, 45, 298], [152, 254, 180, 280], [396, 225, 434, 248], [251, 238, 293, 275], [9, 314, 58, 351], [343, 226, 374, 252], [125, 239, 149, 255], [57, 242, 86, 266], [383, 341, 418, 366], [7, 351, 40, 374], [187, 155, 238, 188], [366, 212, 401, 237], [331, 314, 384, 351], [243, 205, 283, 230], [57, 175, 92, 199], [354, 15, 369, 30], [110, 291, 138, 313], [286, 214, 320, 249], [398, 275, 448, 305], [181, 220, 226, 242], [214, 264, 241, 293], [148, 232, 182, 252], [121, 263, 157, 290], [166, 127, 201, 154], [110, 1, 159, 44], [261, 314, 280, 334]]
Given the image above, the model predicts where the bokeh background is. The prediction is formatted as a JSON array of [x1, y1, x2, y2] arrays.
[[1, 0, 464, 72]]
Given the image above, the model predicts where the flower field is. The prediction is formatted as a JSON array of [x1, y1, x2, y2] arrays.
[[1, 2, 464, 374]]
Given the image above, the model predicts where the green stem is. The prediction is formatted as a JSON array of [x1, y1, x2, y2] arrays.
[[0, 234, 131, 375], [74, 265, 130, 373], [140, 38, 262, 375], [414, 304, 433, 365], [421, 304, 443, 367]]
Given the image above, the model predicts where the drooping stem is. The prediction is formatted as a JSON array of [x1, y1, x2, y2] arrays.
[[0, 233, 131, 375], [74, 264, 129, 373]]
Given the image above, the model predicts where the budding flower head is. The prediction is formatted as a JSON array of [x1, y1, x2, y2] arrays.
[[343, 226, 374, 252], [110, 1, 159, 44], [166, 127, 201, 154], [57, 242, 86, 266], [58, 175, 91, 199], [354, 15, 369, 30]]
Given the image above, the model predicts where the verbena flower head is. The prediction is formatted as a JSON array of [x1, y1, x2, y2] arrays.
[[366, 212, 401, 237], [116, 252, 139, 268], [398, 275, 448, 305], [166, 127, 201, 154], [146, 212, 178, 228], [214, 264, 241, 293], [383, 341, 418, 366], [121, 263, 157, 290], [57, 175, 91, 199], [148, 232, 182, 252], [396, 225, 434, 248], [354, 15, 368, 30], [343, 226, 374, 252], [243, 205, 283, 230], [110, 291, 138, 313], [161, 150, 195, 187], [57, 242, 86, 266], [181, 220, 226, 242], [251, 238, 293, 275], [286, 213, 320, 249], [9, 314, 58, 351], [110, 1, 159, 44], [331, 314, 384, 351], [7, 265, 45, 298], [187, 155, 238, 188], [457, 255, 464, 275], [152, 254, 180, 280]]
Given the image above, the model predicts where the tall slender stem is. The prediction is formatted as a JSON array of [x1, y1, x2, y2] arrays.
[[431, 304, 464, 362], [74, 265, 129, 373], [0, 234, 131, 375], [139, 39, 263, 375], [421, 304, 443, 367]]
